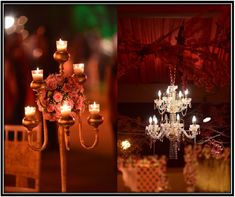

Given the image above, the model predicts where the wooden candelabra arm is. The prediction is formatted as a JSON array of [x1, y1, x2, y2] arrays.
[[27, 112, 48, 151], [78, 115, 99, 150]]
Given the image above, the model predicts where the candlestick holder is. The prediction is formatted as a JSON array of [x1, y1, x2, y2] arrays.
[[87, 114, 104, 128], [53, 50, 70, 75], [73, 73, 87, 84], [22, 39, 104, 192], [22, 116, 39, 132], [30, 80, 46, 92]]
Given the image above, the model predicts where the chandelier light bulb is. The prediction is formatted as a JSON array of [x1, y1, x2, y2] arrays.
[[158, 90, 161, 98], [176, 114, 180, 122], [185, 89, 189, 96], [192, 115, 196, 124], [153, 115, 158, 124], [149, 116, 153, 124], [166, 87, 169, 95], [179, 91, 183, 98]]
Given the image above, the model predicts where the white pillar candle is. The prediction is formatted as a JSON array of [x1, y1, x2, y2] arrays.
[[89, 102, 100, 114], [60, 102, 71, 117], [73, 63, 84, 74], [56, 38, 67, 51], [25, 106, 36, 117], [31, 68, 43, 81]]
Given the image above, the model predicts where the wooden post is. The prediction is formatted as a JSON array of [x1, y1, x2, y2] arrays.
[[58, 126, 67, 192]]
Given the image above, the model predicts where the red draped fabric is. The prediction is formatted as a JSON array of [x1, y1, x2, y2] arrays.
[[118, 5, 230, 92]]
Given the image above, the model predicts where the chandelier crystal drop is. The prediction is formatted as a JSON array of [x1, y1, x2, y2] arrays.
[[145, 65, 200, 159]]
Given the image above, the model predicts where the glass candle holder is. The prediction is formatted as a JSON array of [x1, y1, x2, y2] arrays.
[[25, 106, 36, 118], [89, 102, 100, 114], [31, 68, 43, 81], [73, 63, 84, 74], [56, 38, 67, 51]]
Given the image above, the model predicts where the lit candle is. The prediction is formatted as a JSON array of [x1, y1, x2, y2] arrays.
[[25, 106, 36, 117], [179, 91, 183, 98], [149, 117, 153, 124], [56, 38, 67, 51], [153, 115, 158, 124], [166, 87, 169, 95], [60, 102, 71, 117], [177, 114, 180, 122], [73, 63, 84, 74], [31, 68, 43, 81], [185, 89, 189, 97], [192, 115, 196, 124], [158, 90, 161, 99], [89, 102, 100, 114]]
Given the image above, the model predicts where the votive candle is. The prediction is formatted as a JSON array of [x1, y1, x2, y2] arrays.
[[73, 63, 84, 74], [31, 68, 43, 81], [89, 102, 100, 114], [25, 106, 36, 117], [60, 102, 71, 117], [56, 38, 67, 51]]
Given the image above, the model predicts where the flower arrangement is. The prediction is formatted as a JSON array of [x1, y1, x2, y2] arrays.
[[36, 74, 85, 121]]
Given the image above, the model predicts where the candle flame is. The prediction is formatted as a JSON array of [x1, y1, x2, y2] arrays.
[[149, 116, 153, 124], [158, 90, 161, 98], [192, 115, 196, 123], [153, 115, 158, 124], [177, 114, 180, 121]]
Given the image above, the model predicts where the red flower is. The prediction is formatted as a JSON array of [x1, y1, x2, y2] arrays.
[[53, 91, 63, 102]]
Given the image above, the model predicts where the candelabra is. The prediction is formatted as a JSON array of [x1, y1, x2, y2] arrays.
[[22, 39, 104, 192], [145, 66, 200, 159]]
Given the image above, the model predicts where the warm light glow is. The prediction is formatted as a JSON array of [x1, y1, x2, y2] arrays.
[[121, 140, 131, 150], [153, 115, 158, 124], [158, 90, 161, 98], [185, 89, 189, 96], [89, 102, 100, 114], [25, 106, 36, 117], [31, 68, 43, 81], [203, 117, 211, 123], [177, 114, 180, 122], [60, 102, 72, 117], [179, 91, 183, 98], [5, 16, 15, 29], [192, 116, 196, 124], [73, 63, 84, 74], [166, 87, 169, 94], [56, 38, 67, 51], [149, 117, 153, 124]]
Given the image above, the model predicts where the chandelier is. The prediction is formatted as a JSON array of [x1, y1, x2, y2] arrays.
[[22, 39, 104, 192], [145, 65, 200, 159]]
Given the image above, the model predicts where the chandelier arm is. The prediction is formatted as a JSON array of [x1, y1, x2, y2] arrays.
[[27, 112, 48, 151], [156, 129, 165, 139], [181, 129, 196, 139], [78, 114, 99, 150]]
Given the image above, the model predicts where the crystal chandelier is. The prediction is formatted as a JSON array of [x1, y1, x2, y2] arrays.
[[22, 39, 104, 192], [145, 65, 200, 159]]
